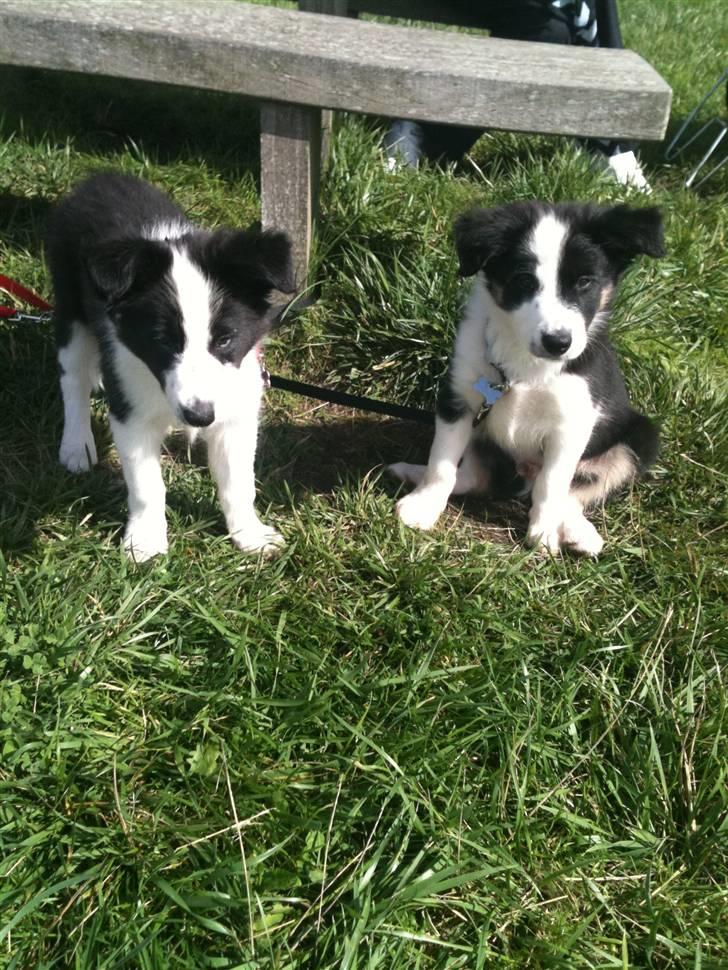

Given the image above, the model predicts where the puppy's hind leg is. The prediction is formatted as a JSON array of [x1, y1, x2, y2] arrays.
[[57, 320, 101, 472], [558, 497, 604, 557], [571, 443, 640, 509], [390, 445, 486, 496], [387, 462, 426, 487]]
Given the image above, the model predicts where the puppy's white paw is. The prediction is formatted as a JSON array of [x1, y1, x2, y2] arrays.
[[231, 523, 285, 557], [560, 516, 604, 558], [123, 520, 168, 562], [526, 517, 562, 555], [396, 490, 446, 531], [60, 435, 98, 473]]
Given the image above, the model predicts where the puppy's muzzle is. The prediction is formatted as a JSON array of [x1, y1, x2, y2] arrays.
[[181, 400, 215, 427], [540, 330, 572, 358]]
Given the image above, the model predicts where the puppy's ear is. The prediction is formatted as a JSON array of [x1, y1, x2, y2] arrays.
[[85, 238, 172, 302], [453, 208, 500, 277], [208, 228, 296, 296], [454, 205, 537, 277], [586, 205, 665, 273]]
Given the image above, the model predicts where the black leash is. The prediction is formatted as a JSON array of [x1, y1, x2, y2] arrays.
[[269, 375, 435, 426], [1, 287, 436, 427]]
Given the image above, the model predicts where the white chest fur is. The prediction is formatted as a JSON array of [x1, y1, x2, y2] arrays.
[[483, 373, 599, 464]]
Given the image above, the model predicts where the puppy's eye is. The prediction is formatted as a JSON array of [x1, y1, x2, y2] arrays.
[[214, 334, 233, 351], [511, 272, 536, 286], [575, 276, 595, 291]]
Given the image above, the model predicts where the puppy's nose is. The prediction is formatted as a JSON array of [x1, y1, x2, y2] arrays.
[[181, 400, 215, 427], [541, 330, 572, 357]]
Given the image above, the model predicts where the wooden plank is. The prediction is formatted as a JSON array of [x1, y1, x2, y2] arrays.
[[0, 0, 671, 140], [260, 102, 321, 290], [298, 0, 352, 164]]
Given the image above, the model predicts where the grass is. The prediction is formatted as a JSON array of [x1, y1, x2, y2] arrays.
[[1, 1, 727, 967]]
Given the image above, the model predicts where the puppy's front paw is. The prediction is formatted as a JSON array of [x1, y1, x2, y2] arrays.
[[60, 435, 98, 473], [123, 519, 168, 562], [560, 515, 604, 557], [396, 490, 446, 531], [526, 517, 562, 555], [231, 523, 285, 558]]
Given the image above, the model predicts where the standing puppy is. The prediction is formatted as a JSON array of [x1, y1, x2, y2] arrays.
[[390, 202, 664, 556], [47, 172, 295, 561]]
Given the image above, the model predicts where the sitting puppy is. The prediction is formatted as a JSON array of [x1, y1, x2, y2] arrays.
[[390, 202, 664, 556], [47, 172, 295, 561]]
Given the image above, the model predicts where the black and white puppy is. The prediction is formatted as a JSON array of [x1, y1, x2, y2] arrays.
[[47, 172, 295, 561], [390, 202, 664, 556]]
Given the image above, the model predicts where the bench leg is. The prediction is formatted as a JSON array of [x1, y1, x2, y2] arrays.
[[260, 102, 321, 295]]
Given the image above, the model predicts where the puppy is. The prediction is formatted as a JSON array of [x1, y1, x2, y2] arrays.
[[390, 202, 664, 556], [47, 172, 295, 561]]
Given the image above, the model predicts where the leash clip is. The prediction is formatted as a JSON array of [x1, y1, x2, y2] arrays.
[[0, 275, 53, 322], [0, 309, 53, 324]]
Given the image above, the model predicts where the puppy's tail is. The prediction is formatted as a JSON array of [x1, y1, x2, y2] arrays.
[[623, 409, 659, 472]]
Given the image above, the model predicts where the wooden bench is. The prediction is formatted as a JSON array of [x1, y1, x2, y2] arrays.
[[0, 0, 671, 287]]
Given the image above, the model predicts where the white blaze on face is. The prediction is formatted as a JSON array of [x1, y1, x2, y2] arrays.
[[164, 247, 219, 421], [517, 213, 588, 360]]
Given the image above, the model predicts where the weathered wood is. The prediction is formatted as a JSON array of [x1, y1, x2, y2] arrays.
[[260, 102, 321, 292], [0, 0, 671, 141], [298, 0, 352, 165]]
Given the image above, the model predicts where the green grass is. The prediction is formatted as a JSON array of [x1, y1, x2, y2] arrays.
[[1, 1, 727, 967]]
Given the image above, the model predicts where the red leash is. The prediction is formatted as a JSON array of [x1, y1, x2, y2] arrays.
[[0, 273, 52, 319]]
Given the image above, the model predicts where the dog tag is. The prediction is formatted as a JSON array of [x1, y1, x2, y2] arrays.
[[473, 376, 503, 405]]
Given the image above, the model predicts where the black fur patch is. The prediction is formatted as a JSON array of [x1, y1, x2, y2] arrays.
[[437, 371, 470, 423], [472, 437, 527, 500], [191, 227, 296, 310], [583, 205, 665, 275], [453, 201, 541, 278], [207, 293, 269, 368]]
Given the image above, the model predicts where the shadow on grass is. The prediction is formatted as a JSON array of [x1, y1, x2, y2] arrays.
[[0, 192, 53, 255], [260, 399, 528, 545], [0, 315, 525, 556], [0, 66, 261, 180]]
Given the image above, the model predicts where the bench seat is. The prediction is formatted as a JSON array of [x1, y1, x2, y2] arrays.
[[0, 0, 672, 281]]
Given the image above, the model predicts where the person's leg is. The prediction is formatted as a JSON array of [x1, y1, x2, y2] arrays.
[[574, 0, 651, 190], [384, 1, 575, 167], [385, 0, 649, 189]]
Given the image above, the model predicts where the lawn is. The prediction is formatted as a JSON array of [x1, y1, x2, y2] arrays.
[[1, 1, 726, 967]]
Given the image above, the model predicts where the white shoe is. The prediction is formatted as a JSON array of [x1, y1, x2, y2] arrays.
[[602, 150, 652, 193]]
